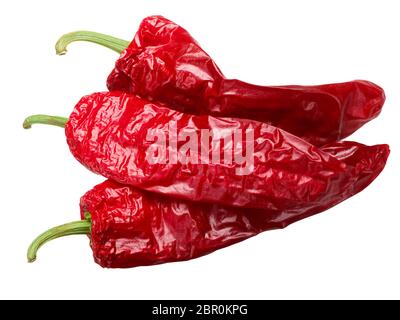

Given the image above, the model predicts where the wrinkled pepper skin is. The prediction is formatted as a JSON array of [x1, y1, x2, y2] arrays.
[[66, 91, 389, 212], [82, 138, 388, 268], [107, 15, 385, 146]]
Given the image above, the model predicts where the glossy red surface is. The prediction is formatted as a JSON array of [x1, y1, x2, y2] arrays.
[[107, 15, 385, 146], [81, 138, 388, 268], [66, 92, 389, 212]]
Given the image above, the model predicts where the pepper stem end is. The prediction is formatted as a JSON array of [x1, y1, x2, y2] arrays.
[[22, 114, 68, 129], [55, 31, 130, 55], [27, 219, 91, 263]]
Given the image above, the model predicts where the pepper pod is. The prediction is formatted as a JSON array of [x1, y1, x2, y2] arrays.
[[56, 15, 385, 146], [28, 138, 388, 269], [23, 91, 389, 213]]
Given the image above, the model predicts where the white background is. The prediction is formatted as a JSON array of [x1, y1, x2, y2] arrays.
[[0, 0, 398, 299]]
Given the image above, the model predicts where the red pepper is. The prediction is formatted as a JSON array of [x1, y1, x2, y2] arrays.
[[23, 92, 389, 212], [56, 16, 385, 146], [27, 138, 388, 267]]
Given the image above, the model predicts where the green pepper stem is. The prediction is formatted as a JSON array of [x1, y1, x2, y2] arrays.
[[55, 31, 130, 55], [27, 219, 91, 263], [23, 114, 68, 129]]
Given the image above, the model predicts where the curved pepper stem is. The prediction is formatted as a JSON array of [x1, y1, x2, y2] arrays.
[[55, 31, 130, 55], [23, 114, 68, 129], [27, 219, 91, 262]]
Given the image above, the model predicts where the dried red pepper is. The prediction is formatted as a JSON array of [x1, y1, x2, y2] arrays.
[[27, 138, 388, 268], [56, 16, 385, 146], [23, 92, 389, 212]]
